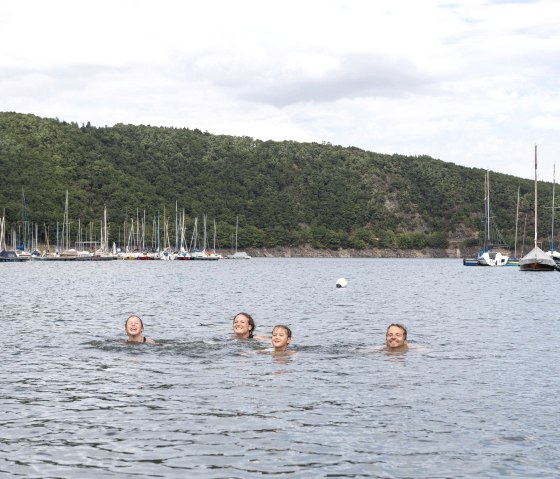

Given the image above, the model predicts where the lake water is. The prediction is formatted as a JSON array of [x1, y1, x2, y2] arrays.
[[1, 258, 559, 478]]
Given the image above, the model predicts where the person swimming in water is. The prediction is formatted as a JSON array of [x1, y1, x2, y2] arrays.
[[232, 312, 269, 340], [125, 315, 155, 344], [385, 323, 408, 352], [271, 324, 295, 355]]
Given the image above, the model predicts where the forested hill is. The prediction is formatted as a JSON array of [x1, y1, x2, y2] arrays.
[[0, 112, 549, 251]]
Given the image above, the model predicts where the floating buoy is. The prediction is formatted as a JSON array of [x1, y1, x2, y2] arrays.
[[336, 278, 348, 288]]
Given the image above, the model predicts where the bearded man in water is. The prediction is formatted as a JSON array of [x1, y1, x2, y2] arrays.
[[385, 323, 408, 352]]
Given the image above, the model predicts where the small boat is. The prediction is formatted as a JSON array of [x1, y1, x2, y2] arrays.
[[0, 214, 31, 261], [519, 247, 557, 271], [226, 251, 252, 260], [463, 257, 479, 266], [190, 216, 221, 260], [478, 250, 509, 266], [506, 186, 521, 266], [15, 250, 33, 260], [545, 164, 560, 266], [520, 146, 558, 271], [477, 172, 509, 266], [0, 250, 28, 262], [176, 211, 192, 260], [463, 171, 510, 267], [191, 249, 220, 260], [506, 257, 520, 266], [137, 251, 158, 260], [225, 216, 251, 259], [175, 248, 193, 260], [546, 250, 560, 267]]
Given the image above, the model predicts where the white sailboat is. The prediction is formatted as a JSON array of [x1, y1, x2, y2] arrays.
[[176, 210, 192, 260], [59, 190, 79, 258], [206, 219, 223, 259], [0, 211, 6, 253], [506, 185, 521, 266], [545, 164, 560, 265], [226, 216, 251, 259], [190, 215, 219, 260], [94, 206, 117, 260], [477, 171, 509, 266], [0, 213, 26, 262], [519, 145, 557, 271]]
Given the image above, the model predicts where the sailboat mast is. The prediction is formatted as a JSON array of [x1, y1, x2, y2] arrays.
[[203, 214, 208, 252], [235, 216, 239, 253], [104, 206, 108, 252], [157, 212, 160, 253], [486, 171, 491, 249], [551, 164, 556, 252], [534, 145, 538, 249], [63, 190, 69, 251], [213, 219, 217, 252], [175, 201, 179, 252], [514, 185, 520, 258], [0, 210, 5, 252]]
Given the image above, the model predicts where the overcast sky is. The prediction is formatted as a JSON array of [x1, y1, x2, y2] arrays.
[[1, 0, 559, 180]]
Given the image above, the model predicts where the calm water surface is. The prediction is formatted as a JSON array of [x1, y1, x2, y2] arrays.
[[1, 258, 559, 478]]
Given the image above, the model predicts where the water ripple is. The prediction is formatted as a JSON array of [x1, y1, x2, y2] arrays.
[[1, 259, 559, 477]]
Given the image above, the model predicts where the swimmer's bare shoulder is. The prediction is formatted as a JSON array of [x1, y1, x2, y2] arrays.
[[407, 343, 430, 353], [273, 350, 296, 356], [253, 334, 270, 341]]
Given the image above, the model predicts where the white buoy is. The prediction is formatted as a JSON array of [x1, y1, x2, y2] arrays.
[[336, 278, 348, 288]]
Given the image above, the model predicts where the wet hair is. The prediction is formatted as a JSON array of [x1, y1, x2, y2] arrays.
[[386, 323, 407, 339], [125, 315, 144, 329], [272, 324, 292, 338], [233, 312, 255, 338]]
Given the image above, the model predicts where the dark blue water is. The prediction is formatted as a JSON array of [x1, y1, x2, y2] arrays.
[[1, 259, 559, 478]]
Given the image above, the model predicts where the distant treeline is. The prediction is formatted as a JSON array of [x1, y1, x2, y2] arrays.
[[0, 112, 554, 251]]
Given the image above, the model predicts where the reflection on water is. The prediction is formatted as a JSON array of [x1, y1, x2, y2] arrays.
[[1, 259, 560, 477]]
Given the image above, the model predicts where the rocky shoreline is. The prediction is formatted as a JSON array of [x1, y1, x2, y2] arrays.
[[242, 246, 474, 259]]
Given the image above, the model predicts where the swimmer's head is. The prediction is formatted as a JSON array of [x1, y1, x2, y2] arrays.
[[233, 312, 255, 339], [272, 324, 292, 350], [386, 323, 407, 349], [272, 324, 292, 338], [125, 315, 144, 336]]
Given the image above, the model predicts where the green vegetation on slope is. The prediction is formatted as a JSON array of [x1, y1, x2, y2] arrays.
[[0, 112, 552, 251]]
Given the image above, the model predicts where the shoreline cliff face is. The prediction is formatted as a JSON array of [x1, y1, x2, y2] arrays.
[[242, 246, 473, 259]]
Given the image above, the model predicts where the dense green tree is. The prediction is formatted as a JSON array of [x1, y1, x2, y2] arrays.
[[0, 112, 549, 252]]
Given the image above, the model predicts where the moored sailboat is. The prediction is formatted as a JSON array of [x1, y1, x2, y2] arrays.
[[226, 216, 251, 259], [544, 164, 560, 266], [478, 171, 509, 266], [0, 212, 27, 262], [505, 185, 521, 266], [463, 171, 510, 266], [519, 145, 557, 271]]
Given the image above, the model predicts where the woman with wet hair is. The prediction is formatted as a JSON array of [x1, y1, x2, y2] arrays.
[[125, 315, 155, 344], [232, 312, 269, 340]]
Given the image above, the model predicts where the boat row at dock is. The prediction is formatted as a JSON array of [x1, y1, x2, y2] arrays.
[[0, 248, 251, 262], [1, 194, 252, 263]]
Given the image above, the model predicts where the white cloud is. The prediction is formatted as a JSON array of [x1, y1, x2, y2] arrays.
[[1, 0, 560, 179], [530, 115, 560, 131]]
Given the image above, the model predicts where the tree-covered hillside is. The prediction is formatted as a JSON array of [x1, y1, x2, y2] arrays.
[[0, 112, 552, 252]]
